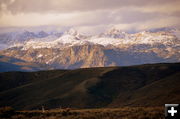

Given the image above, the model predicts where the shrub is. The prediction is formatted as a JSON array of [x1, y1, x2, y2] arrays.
[[0, 106, 15, 118]]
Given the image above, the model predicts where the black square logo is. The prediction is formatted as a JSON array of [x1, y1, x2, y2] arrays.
[[165, 104, 180, 119]]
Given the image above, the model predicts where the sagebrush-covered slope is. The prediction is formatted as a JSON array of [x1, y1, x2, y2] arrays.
[[0, 63, 179, 109]]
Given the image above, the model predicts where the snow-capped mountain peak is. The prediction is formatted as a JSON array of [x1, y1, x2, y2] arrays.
[[102, 27, 127, 39], [107, 28, 125, 34], [65, 28, 79, 36], [0, 27, 179, 51]]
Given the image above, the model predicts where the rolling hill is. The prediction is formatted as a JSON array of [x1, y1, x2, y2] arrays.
[[0, 55, 49, 72], [0, 63, 180, 110]]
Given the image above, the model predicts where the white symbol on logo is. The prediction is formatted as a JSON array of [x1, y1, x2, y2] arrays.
[[168, 107, 177, 116]]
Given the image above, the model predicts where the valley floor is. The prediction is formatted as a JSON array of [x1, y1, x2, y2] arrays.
[[0, 107, 164, 119]]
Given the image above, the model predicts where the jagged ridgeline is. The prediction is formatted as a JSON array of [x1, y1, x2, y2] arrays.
[[0, 28, 180, 71]]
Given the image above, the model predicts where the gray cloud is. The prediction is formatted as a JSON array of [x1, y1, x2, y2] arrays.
[[0, 0, 180, 33], [0, 0, 179, 14]]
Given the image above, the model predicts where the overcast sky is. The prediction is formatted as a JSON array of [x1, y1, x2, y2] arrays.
[[0, 0, 180, 34]]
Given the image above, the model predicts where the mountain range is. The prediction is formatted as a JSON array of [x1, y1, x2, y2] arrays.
[[0, 27, 180, 71]]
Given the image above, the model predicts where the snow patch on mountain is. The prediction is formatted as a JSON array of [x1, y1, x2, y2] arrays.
[[87, 37, 122, 46], [0, 28, 180, 51]]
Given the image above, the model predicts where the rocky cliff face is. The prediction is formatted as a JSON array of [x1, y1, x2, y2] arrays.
[[0, 28, 180, 69], [1, 44, 179, 69], [0, 45, 110, 69]]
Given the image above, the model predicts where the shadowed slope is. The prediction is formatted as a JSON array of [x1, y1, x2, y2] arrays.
[[0, 55, 49, 72], [0, 63, 179, 109]]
